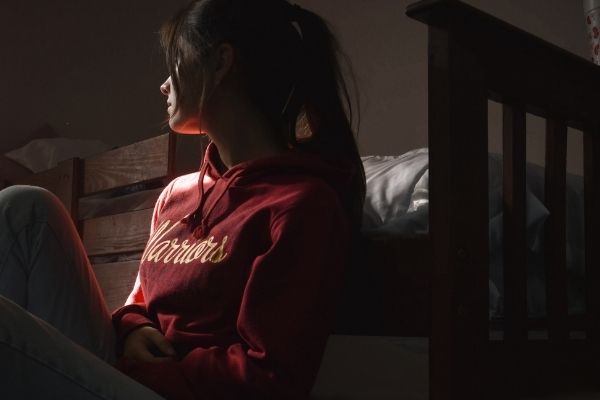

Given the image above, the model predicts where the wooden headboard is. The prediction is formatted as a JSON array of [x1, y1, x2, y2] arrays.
[[13, 133, 208, 311]]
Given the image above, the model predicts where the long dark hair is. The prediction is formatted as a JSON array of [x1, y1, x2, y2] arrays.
[[160, 0, 366, 229]]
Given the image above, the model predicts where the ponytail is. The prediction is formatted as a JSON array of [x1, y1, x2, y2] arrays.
[[283, 3, 366, 230]]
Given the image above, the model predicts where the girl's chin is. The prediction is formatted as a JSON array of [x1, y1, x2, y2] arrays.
[[169, 122, 204, 135], [169, 116, 204, 135], [171, 129, 204, 135]]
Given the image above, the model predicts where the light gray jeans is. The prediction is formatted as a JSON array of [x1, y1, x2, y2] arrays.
[[0, 185, 164, 399]]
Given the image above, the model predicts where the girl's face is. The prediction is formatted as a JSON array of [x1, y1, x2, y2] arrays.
[[160, 75, 202, 134]]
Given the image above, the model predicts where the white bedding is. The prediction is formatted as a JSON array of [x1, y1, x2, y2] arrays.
[[361, 150, 585, 319]]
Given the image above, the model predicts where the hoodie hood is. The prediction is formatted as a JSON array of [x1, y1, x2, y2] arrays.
[[183, 141, 355, 238]]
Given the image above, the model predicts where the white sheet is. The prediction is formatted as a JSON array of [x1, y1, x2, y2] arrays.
[[361, 150, 585, 318]]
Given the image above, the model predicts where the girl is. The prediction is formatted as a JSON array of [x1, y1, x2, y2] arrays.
[[0, 0, 365, 398]]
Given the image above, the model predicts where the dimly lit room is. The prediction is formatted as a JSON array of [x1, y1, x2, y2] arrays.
[[1, 0, 599, 399]]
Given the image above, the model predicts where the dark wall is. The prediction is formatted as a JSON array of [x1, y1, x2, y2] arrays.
[[0, 0, 188, 152], [1, 0, 591, 174]]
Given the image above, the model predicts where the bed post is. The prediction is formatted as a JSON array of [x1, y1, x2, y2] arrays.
[[544, 119, 569, 344], [427, 24, 489, 400], [585, 128, 600, 368], [409, 0, 600, 396]]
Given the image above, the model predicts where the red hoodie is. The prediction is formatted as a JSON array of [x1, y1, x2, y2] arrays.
[[111, 141, 352, 399]]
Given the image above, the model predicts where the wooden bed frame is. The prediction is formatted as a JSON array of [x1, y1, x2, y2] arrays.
[[404, 1, 600, 398], [10, 133, 208, 311], [6, 1, 600, 399]]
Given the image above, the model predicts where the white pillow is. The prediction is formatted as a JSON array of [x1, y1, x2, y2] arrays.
[[4, 137, 111, 173], [361, 149, 429, 231]]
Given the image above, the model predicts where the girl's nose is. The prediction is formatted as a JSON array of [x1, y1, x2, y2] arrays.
[[160, 77, 171, 95]]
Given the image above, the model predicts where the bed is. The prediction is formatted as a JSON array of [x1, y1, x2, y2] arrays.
[[5, 0, 600, 399]]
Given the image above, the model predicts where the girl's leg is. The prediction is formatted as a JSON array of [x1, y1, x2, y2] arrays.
[[0, 293, 164, 399], [0, 185, 115, 363]]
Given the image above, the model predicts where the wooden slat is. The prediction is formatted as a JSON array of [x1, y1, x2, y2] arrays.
[[428, 25, 489, 400], [584, 130, 600, 349], [14, 158, 80, 221], [544, 119, 568, 343], [78, 187, 163, 221], [502, 104, 528, 345], [93, 261, 140, 312], [82, 208, 153, 256], [82, 133, 173, 195]]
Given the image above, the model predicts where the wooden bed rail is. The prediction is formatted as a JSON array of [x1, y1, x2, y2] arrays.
[[10, 133, 207, 310], [406, 0, 600, 129], [82, 132, 207, 196], [82, 134, 173, 195], [79, 133, 206, 309], [407, 0, 600, 398]]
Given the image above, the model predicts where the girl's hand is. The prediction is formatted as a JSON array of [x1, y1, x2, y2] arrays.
[[123, 326, 177, 363]]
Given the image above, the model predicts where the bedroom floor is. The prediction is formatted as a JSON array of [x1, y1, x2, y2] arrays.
[[311, 335, 428, 400], [310, 336, 600, 400]]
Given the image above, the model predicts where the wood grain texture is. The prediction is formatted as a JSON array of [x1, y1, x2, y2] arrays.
[[502, 104, 528, 345], [82, 133, 170, 195], [78, 187, 163, 221], [82, 208, 152, 256], [93, 261, 140, 312]]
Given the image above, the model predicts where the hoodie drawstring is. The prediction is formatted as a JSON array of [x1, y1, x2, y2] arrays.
[[193, 172, 240, 238], [183, 149, 244, 239], [182, 155, 209, 234]]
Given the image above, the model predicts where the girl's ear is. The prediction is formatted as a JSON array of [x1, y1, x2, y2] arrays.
[[214, 43, 234, 86]]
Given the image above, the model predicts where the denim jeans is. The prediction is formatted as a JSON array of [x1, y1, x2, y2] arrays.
[[0, 185, 164, 399]]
